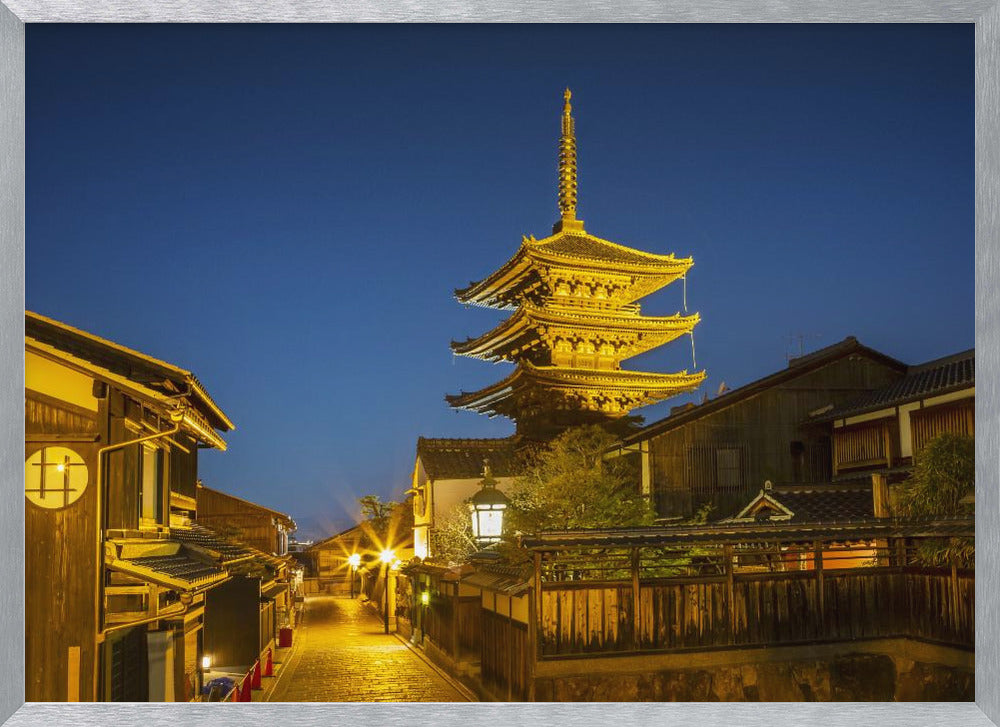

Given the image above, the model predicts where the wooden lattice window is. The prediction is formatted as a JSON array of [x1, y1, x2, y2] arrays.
[[833, 419, 890, 472], [910, 399, 974, 455]]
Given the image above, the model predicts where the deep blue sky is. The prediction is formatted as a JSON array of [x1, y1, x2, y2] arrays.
[[26, 25, 973, 540]]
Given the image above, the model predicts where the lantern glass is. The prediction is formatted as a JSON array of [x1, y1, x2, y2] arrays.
[[471, 503, 506, 543]]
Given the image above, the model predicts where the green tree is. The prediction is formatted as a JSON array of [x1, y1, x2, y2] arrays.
[[357, 493, 414, 553], [895, 432, 974, 566], [506, 425, 655, 534], [429, 504, 478, 565]]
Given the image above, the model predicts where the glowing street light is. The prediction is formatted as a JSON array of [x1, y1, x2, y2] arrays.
[[347, 553, 361, 598], [380, 548, 396, 634]]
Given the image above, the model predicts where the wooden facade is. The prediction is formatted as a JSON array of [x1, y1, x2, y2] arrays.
[[25, 311, 235, 702], [824, 348, 975, 485], [196, 484, 295, 556], [616, 338, 907, 518]]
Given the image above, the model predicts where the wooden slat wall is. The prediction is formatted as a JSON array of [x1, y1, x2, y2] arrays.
[[539, 585, 633, 656], [647, 355, 904, 517], [910, 400, 975, 455], [480, 610, 530, 701], [537, 568, 973, 657], [833, 421, 888, 470], [455, 597, 482, 653], [196, 487, 280, 554], [25, 393, 101, 701]]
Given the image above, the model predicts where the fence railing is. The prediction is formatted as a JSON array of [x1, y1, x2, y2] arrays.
[[538, 565, 973, 657]]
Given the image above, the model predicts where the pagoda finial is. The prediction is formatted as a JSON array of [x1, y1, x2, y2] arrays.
[[554, 88, 584, 233]]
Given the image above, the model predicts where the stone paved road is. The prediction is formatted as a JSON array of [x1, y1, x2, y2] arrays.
[[266, 595, 472, 702]]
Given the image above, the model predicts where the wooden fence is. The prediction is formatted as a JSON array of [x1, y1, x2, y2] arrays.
[[538, 566, 973, 657], [480, 609, 531, 701]]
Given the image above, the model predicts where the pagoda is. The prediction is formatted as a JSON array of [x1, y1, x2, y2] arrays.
[[447, 90, 706, 439]]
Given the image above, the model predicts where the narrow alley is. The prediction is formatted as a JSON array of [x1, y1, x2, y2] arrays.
[[266, 596, 473, 702]]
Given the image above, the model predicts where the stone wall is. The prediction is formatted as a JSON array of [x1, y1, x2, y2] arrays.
[[532, 641, 973, 702]]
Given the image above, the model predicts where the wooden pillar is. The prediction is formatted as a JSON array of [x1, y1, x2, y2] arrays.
[[631, 548, 641, 649], [832, 430, 839, 477], [724, 545, 736, 644], [872, 473, 890, 518], [450, 587, 459, 661], [528, 552, 540, 701], [882, 421, 893, 468], [950, 556, 961, 637], [814, 541, 825, 624]]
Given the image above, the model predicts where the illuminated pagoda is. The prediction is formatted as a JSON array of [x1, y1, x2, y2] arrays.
[[448, 90, 706, 439]]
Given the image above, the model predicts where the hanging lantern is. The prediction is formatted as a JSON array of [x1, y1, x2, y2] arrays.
[[469, 459, 509, 547]]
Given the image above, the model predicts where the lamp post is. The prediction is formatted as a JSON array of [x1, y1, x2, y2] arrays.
[[379, 548, 395, 634], [469, 460, 510, 548], [347, 553, 361, 598]]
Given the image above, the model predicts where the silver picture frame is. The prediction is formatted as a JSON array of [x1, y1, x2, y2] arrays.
[[1, 4, 997, 725]]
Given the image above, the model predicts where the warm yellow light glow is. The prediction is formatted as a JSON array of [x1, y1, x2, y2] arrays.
[[391, 558, 402, 570], [56, 463, 65, 472], [347, 553, 361, 569], [202, 655, 211, 669], [380, 549, 395, 564], [421, 591, 430, 606]]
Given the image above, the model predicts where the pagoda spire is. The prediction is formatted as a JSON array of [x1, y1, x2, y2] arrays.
[[554, 88, 585, 233]]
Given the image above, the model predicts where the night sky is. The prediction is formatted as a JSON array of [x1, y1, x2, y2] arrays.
[[26, 24, 973, 540]]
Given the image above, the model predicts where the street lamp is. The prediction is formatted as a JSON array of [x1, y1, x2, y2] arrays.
[[380, 548, 395, 634], [469, 460, 509, 548], [347, 553, 361, 598]]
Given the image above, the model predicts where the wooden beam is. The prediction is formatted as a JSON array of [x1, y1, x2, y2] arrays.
[[631, 548, 641, 649]]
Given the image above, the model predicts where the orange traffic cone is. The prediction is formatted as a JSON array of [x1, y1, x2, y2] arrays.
[[263, 648, 273, 677], [241, 673, 252, 701], [252, 660, 262, 689]]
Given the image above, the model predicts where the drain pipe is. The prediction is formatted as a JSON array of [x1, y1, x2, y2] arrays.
[[95, 408, 186, 635]]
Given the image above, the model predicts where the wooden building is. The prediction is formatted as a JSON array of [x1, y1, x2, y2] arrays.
[[306, 523, 365, 592], [411, 437, 519, 561], [447, 90, 704, 439], [172, 523, 295, 680], [25, 311, 234, 702], [809, 348, 974, 500], [195, 483, 296, 556], [612, 336, 907, 519]]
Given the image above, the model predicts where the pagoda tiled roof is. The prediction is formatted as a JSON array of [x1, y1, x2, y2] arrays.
[[446, 361, 706, 416], [455, 230, 692, 309], [451, 302, 699, 362], [818, 349, 974, 421], [533, 231, 687, 266], [416, 437, 521, 480]]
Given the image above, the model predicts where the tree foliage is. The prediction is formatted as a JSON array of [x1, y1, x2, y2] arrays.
[[506, 425, 655, 534], [895, 432, 974, 518], [429, 504, 479, 565], [357, 493, 414, 552], [894, 432, 974, 567]]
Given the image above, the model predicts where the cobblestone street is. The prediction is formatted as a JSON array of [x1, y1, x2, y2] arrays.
[[266, 595, 473, 702]]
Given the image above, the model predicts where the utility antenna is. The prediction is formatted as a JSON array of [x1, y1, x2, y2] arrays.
[[786, 333, 823, 362]]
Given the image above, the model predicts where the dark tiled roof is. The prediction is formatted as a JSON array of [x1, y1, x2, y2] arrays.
[[620, 336, 907, 445], [26, 311, 234, 431], [416, 437, 520, 480], [520, 518, 974, 549], [822, 349, 974, 420], [767, 487, 874, 523], [127, 553, 226, 584], [539, 233, 681, 266], [173, 523, 255, 563]]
